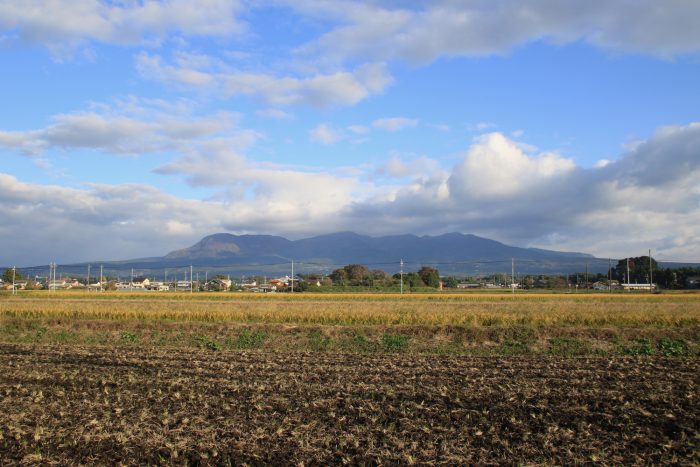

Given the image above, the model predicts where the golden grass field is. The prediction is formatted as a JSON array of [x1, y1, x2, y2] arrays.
[[1, 290, 699, 327]]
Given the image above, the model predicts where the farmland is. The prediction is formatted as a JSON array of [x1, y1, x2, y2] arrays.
[[1, 291, 699, 463]]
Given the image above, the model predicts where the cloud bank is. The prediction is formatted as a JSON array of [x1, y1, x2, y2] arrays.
[[2, 123, 699, 266]]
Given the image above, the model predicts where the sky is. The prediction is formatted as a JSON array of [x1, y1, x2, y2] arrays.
[[1, 0, 700, 267]]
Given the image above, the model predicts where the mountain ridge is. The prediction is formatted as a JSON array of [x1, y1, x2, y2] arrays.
[[14, 231, 606, 276]]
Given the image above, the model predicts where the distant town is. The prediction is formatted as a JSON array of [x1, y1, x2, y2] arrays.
[[3, 256, 700, 292]]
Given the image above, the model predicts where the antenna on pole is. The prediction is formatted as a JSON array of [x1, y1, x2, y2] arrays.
[[400, 259, 404, 295]]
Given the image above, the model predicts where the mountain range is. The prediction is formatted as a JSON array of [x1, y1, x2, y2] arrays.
[[17, 231, 614, 277]]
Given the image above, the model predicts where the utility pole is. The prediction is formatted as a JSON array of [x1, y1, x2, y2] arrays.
[[585, 262, 588, 292], [649, 249, 653, 293], [511, 258, 515, 294], [626, 257, 630, 290], [608, 258, 612, 293], [190, 265, 193, 293], [400, 259, 404, 295], [12, 266, 16, 295], [87, 264, 91, 291], [291, 260, 294, 293], [100, 264, 104, 292], [130, 268, 134, 292]]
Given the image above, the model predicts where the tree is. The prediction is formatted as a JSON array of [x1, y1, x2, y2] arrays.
[[615, 256, 658, 283], [2, 268, 22, 283], [330, 268, 348, 286], [330, 264, 375, 286], [418, 266, 441, 288], [444, 276, 459, 288], [404, 272, 425, 289]]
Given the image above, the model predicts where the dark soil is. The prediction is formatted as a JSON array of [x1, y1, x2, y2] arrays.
[[0, 343, 697, 465]]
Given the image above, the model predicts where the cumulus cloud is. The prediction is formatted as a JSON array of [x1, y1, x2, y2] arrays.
[[137, 53, 393, 108], [309, 124, 342, 145], [291, 0, 700, 64], [449, 133, 575, 197], [0, 0, 245, 57], [372, 117, 418, 132], [348, 124, 700, 259], [2, 123, 700, 265]]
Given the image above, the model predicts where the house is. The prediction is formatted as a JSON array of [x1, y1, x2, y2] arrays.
[[204, 278, 231, 291], [686, 276, 700, 289], [176, 280, 192, 290], [147, 282, 170, 291], [48, 279, 72, 290], [241, 280, 257, 290], [5, 280, 27, 290], [593, 280, 620, 291], [131, 277, 151, 289]]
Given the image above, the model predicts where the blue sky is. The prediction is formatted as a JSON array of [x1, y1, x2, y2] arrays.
[[1, 0, 699, 266]]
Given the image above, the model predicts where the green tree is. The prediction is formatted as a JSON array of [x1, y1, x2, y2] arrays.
[[330, 268, 348, 286], [615, 256, 658, 283], [404, 272, 425, 289], [418, 266, 441, 288], [2, 268, 22, 283]]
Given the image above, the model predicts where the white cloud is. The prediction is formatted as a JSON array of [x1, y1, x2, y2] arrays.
[[291, 0, 700, 64], [137, 53, 394, 109], [309, 123, 342, 145], [372, 117, 418, 132], [2, 123, 700, 265], [347, 124, 370, 135], [448, 133, 576, 198], [376, 155, 442, 179], [0, 98, 248, 156], [0, 0, 246, 57]]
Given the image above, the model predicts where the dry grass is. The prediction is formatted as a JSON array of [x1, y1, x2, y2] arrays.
[[1, 292, 699, 327]]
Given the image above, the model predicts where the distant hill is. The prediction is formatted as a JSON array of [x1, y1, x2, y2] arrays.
[[17, 231, 612, 278], [151, 231, 601, 275]]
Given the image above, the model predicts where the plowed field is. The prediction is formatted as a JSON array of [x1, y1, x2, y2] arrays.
[[1, 344, 697, 465]]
